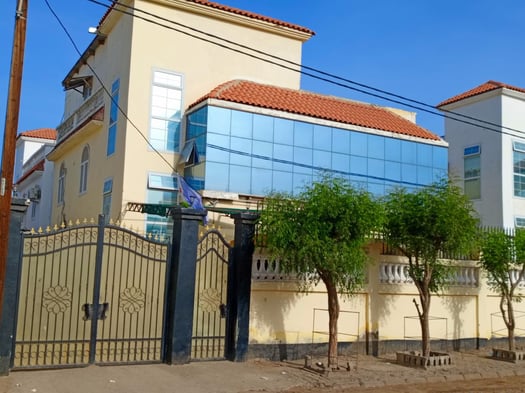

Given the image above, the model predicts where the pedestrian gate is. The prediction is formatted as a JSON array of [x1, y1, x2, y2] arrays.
[[191, 229, 232, 360], [13, 218, 169, 369]]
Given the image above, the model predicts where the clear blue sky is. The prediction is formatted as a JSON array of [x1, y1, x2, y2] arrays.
[[1, 0, 524, 151]]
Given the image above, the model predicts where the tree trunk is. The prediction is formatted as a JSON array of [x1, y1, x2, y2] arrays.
[[417, 287, 431, 357], [323, 275, 340, 369], [501, 295, 516, 351]]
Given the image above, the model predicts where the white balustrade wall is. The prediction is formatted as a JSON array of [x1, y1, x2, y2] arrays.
[[379, 262, 480, 287]]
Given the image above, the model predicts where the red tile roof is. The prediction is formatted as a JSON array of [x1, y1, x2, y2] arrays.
[[190, 80, 441, 141], [99, 0, 314, 36], [18, 128, 57, 140], [437, 80, 525, 107]]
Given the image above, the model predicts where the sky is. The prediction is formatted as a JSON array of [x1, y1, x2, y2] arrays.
[[1, 0, 525, 154]]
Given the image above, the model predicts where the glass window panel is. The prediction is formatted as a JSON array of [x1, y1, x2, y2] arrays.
[[368, 134, 385, 160], [385, 138, 401, 162], [418, 166, 433, 185], [385, 161, 401, 181], [368, 182, 385, 197], [231, 110, 253, 138], [206, 134, 230, 162], [229, 165, 251, 194], [273, 144, 293, 171], [253, 114, 274, 142], [274, 118, 294, 145], [332, 128, 350, 154], [350, 155, 367, 176], [433, 146, 448, 169], [230, 137, 252, 166], [368, 158, 384, 179], [294, 122, 313, 148], [313, 125, 332, 151], [252, 168, 273, 196], [293, 146, 312, 166], [110, 94, 119, 124], [107, 124, 116, 155], [350, 132, 367, 156], [401, 141, 417, 164], [433, 167, 447, 182], [465, 178, 481, 199], [252, 140, 273, 169], [464, 155, 480, 179], [417, 144, 433, 166], [152, 86, 168, 99], [207, 107, 231, 135], [332, 153, 349, 173], [514, 151, 525, 175], [313, 150, 331, 170], [293, 173, 313, 195], [205, 162, 229, 191], [401, 163, 417, 184], [273, 171, 293, 194]]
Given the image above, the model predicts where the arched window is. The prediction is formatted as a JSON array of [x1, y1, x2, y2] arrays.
[[57, 163, 66, 204], [79, 145, 89, 193]]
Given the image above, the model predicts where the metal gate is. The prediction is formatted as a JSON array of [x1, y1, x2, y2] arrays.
[[13, 217, 169, 369], [191, 229, 232, 360]]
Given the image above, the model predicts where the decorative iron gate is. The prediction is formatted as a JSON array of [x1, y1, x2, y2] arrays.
[[13, 217, 169, 369], [191, 229, 232, 360]]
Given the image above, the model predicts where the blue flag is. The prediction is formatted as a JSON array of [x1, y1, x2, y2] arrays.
[[178, 175, 208, 224]]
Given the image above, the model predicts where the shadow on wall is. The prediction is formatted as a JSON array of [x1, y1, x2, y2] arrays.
[[442, 291, 479, 351]]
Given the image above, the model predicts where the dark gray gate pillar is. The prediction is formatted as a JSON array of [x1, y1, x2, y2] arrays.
[[165, 208, 206, 365], [228, 212, 259, 362], [0, 198, 28, 375]]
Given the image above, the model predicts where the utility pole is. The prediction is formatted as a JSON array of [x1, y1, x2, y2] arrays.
[[0, 0, 28, 319]]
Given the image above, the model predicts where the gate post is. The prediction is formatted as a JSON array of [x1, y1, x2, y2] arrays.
[[165, 208, 206, 365], [0, 198, 28, 375], [228, 212, 259, 362]]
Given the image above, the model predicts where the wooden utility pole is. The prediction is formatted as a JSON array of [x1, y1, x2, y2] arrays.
[[0, 0, 28, 319]]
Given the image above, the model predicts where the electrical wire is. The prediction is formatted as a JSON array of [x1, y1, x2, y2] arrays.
[[88, 0, 525, 138]]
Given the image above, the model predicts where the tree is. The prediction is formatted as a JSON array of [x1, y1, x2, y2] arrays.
[[480, 229, 525, 351], [259, 176, 382, 369], [383, 179, 478, 357]]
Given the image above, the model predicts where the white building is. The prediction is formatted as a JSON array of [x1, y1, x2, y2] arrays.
[[438, 80, 525, 228], [14, 128, 57, 230]]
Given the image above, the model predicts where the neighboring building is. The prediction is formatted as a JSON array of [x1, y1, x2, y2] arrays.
[[47, 0, 446, 236], [438, 80, 525, 228], [14, 128, 57, 230]]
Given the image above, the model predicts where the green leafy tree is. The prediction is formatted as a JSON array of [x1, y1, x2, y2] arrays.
[[480, 229, 525, 351], [259, 176, 382, 369], [383, 180, 478, 357]]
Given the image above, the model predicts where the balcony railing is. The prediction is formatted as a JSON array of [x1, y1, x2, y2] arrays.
[[252, 255, 296, 281], [57, 88, 105, 143]]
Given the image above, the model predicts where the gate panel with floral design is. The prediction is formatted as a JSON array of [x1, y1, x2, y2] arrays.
[[192, 229, 232, 360], [13, 217, 169, 369]]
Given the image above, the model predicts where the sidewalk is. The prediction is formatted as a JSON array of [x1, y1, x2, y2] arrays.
[[1, 349, 524, 393]]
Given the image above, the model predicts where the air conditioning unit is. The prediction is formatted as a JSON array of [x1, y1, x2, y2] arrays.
[[28, 185, 41, 201]]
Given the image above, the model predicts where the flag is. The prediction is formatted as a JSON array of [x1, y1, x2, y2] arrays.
[[178, 175, 208, 224]]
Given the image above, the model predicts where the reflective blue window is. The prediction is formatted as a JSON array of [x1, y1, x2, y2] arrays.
[[368, 158, 385, 179], [368, 134, 385, 160], [294, 146, 313, 167], [351, 132, 367, 156], [401, 163, 417, 184], [385, 161, 401, 181], [432, 146, 448, 169], [273, 171, 293, 194], [252, 140, 273, 169], [417, 144, 433, 166], [253, 114, 273, 142], [229, 165, 251, 194], [274, 118, 294, 145], [206, 133, 230, 162], [293, 173, 313, 194], [401, 141, 417, 164], [313, 150, 331, 170], [418, 166, 433, 185], [273, 144, 293, 171], [294, 122, 313, 148], [351, 155, 367, 176], [252, 168, 273, 195], [231, 111, 252, 138], [332, 129, 350, 154], [385, 138, 401, 162], [208, 107, 231, 135], [313, 125, 331, 151], [205, 162, 229, 191], [333, 153, 350, 172], [368, 182, 385, 196], [230, 137, 252, 166]]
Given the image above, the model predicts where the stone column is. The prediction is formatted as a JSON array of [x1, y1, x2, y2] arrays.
[[164, 208, 206, 365]]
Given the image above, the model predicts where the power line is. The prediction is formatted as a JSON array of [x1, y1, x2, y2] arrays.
[[88, 0, 525, 139]]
